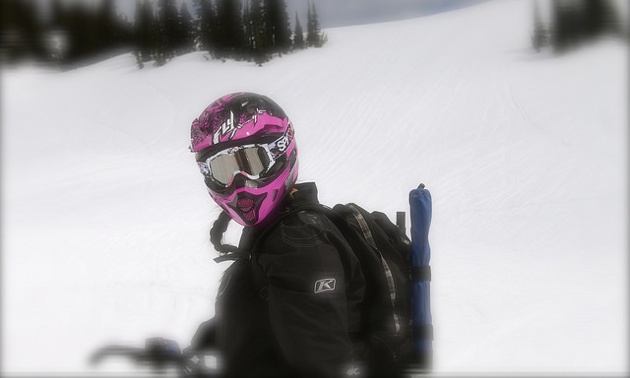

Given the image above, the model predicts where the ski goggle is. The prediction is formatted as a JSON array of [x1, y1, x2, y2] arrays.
[[197, 126, 294, 189]]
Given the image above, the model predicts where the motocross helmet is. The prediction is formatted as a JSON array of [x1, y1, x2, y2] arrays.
[[190, 93, 298, 226]]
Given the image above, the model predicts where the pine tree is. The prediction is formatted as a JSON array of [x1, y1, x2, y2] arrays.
[[24, 0, 47, 61], [115, 13, 134, 52], [293, 11, 304, 50], [551, 0, 576, 53], [195, 0, 218, 54], [243, 0, 251, 50], [306, 2, 313, 47], [248, 0, 268, 64], [177, 2, 194, 54], [49, 0, 66, 30], [95, 0, 116, 53], [531, 0, 549, 52], [583, 0, 621, 41], [264, 0, 291, 54], [155, 0, 179, 65], [1, 0, 46, 63], [216, 0, 245, 59], [306, 0, 324, 47], [550, 0, 627, 54], [133, 0, 158, 67], [46, 0, 70, 62], [64, 2, 99, 62]]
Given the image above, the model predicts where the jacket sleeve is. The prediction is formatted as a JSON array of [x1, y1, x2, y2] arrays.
[[190, 317, 216, 350], [256, 210, 355, 378]]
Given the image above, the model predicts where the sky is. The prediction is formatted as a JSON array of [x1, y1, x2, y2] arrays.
[[279, 0, 490, 28], [37, 0, 489, 28]]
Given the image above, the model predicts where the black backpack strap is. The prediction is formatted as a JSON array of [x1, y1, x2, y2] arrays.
[[342, 204, 404, 335], [345, 205, 378, 249], [411, 266, 432, 282]]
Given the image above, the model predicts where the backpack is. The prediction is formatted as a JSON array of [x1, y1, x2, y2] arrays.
[[250, 202, 428, 376]]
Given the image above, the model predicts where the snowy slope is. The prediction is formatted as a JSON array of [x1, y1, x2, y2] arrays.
[[2, 0, 627, 374]]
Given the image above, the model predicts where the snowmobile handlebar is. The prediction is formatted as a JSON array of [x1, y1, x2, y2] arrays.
[[89, 337, 185, 371]]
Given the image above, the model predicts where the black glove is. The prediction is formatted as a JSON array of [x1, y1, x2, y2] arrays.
[[90, 337, 183, 373]]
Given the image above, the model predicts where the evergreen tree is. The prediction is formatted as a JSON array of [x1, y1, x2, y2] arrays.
[[293, 11, 304, 50], [306, 0, 325, 47], [243, 0, 251, 49], [115, 13, 134, 51], [215, 0, 245, 59], [155, 0, 179, 65], [46, 0, 70, 62], [531, 0, 549, 52], [551, 0, 578, 53], [133, 0, 158, 67], [248, 0, 269, 64], [64, 2, 99, 62], [195, 0, 218, 54], [177, 2, 195, 54], [582, 0, 621, 41], [49, 0, 66, 30], [264, 0, 291, 54], [306, 2, 313, 47], [550, 0, 624, 54], [95, 0, 117, 53], [1, 0, 46, 63]]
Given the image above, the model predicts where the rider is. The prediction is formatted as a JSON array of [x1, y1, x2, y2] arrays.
[[189, 93, 365, 378]]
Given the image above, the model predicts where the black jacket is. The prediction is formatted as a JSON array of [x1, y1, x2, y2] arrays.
[[192, 182, 366, 378]]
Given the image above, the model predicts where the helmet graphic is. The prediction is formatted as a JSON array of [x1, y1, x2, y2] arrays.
[[191, 93, 298, 226]]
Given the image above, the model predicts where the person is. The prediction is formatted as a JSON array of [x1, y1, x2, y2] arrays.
[[189, 93, 366, 378]]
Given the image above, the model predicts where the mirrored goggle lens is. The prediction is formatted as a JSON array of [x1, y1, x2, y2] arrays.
[[208, 146, 272, 185]]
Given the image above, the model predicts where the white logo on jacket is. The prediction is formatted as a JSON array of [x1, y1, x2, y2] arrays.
[[314, 278, 336, 294]]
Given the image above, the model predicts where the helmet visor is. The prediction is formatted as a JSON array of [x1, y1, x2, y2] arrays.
[[208, 146, 273, 185], [196, 123, 294, 193]]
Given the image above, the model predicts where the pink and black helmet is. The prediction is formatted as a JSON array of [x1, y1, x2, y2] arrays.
[[191, 93, 298, 226]]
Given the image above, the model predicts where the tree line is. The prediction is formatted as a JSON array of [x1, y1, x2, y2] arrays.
[[0, 0, 327, 68], [531, 0, 626, 54]]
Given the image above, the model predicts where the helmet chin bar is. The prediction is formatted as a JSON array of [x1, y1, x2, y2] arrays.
[[225, 191, 268, 226]]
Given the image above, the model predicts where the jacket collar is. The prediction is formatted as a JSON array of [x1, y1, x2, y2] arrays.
[[285, 182, 320, 209]]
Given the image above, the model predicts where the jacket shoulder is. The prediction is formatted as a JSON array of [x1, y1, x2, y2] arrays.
[[263, 209, 332, 250]]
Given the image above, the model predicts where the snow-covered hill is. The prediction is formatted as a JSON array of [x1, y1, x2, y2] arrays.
[[2, 0, 627, 374]]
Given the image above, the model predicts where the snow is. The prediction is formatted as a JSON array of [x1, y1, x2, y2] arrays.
[[2, 0, 627, 374]]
